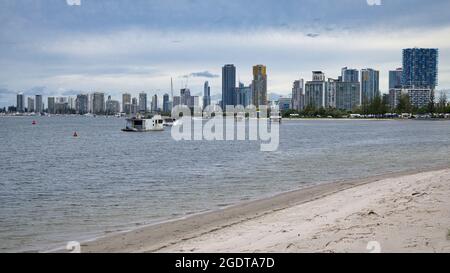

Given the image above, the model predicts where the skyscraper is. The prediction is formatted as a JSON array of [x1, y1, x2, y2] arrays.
[[222, 64, 236, 108], [151, 94, 158, 113], [122, 93, 131, 114], [106, 96, 120, 115], [389, 68, 403, 89], [402, 48, 438, 89], [131, 97, 138, 115], [180, 88, 191, 107], [203, 81, 211, 109], [16, 93, 25, 113], [235, 82, 252, 107], [305, 71, 327, 109], [47, 97, 55, 114], [76, 94, 89, 114], [291, 79, 305, 112], [252, 65, 267, 108], [341, 67, 359, 82], [27, 97, 35, 113], [139, 92, 147, 113], [163, 93, 170, 113], [35, 95, 43, 114], [361, 68, 380, 103], [335, 80, 361, 111], [92, 92, 105, 114]]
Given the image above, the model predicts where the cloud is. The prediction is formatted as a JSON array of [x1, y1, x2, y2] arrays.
[[66, 0, 81, 6], [306, 33, 320, 38], [185, 71, 220, 78]]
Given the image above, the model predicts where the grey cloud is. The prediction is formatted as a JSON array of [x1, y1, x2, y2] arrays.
[[182, 71, 219, 79]]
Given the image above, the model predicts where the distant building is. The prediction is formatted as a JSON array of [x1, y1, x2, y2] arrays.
[[222, 64, 236, 107], [291, 79, 305, 111], [408, 88, 432, 109], [402, 48, 438, 89], [151, 94, 158, 113], [122, 93, 131, 114], [173, 96, 181, 108], [139, 92, 147, 113], [335, 80, 361, 111], [16, 93, 25, 113], [55, 97, 69, 114], [252, 65, 267, 107], [27, 97, 34, 113], [326, 78, 337, 108], [389, 68, 403, 89], [235, 82, 252, 107], [203, 81, 211, 109], [163, 93, 170, 113], [190, 96, 200, 109], [305, 71, 327, 109], [35, 95, 43, 114], [92, 92, 105, 114], [131, 97, 138, 115], [278, 98, 292, 111], [180, 88, 191, 107], [341, 67, 359, 82], [361, 68, 380, 103], [47, 97, 55, 114], [106, 96, 120, 115], [389, 88, 404, 110], [76, 94, 89, 114]]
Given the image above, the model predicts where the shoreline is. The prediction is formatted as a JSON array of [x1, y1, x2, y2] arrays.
[[77, 165, 450, 253]]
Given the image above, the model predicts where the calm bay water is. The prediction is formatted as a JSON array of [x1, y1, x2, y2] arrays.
[[1, 116, 450, 252]]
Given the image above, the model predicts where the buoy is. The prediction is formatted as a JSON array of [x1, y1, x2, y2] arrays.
[[32, 120, 36, 125], [73, 132, 78, 137]]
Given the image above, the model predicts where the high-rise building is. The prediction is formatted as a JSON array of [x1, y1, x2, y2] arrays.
[[47, 97, 55, 114], [76, 94, 89, 114], [389, 68, 403, 89], [106, 96, 120, 115], [408, 88, 432, 109], [27, 97, 35, 113], [163, 93, 170, 113], [341, 67, 359, 82], [180, 88, 191, 107], [326, 78, 338, 108], [68, 97, 76, 110], [35, 95, 43, 114], [16, 93, 25, 113], [222, 64, 236, 108], [291, 79, 305, 111], [203, 81, 211, 109], [122, 93, 131, 114], [151, 94, 158, 113], [92, 92, 105, 114], [173, 96, 181, 107], [139, 92, 147, 113], [131, 97, 138, 115], [55, 97, 69, 114], [402, 48, 438, 89], [235, 82, 252, 107], [361, 68, 380, 103], [389, 88, 404, 110], [252, 65, 267, 108], [335, 80, 361, 111], [305, 71, 327, 109]]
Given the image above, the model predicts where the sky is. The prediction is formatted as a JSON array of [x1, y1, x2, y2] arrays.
[[1, 0, 450, 107]]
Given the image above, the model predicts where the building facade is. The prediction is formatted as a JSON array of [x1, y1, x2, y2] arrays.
[[402, 48, 438, 89], [222, 64, 236, 107], [305, 71, 327, 109], [76, 94, 89, 115], [203, 81, 211, 109], [35, 95, 43, 114], [122, 93, 131, 114], [151, 94, 158, 113], [92, 92, 105, 114], [291, 79, 305, 112], [27, 97, 35, 113], [389, 68, 403, 89], [361, 68, 380, 103], [235, 82, 252, 107], [16, 93, 25, 113], [139, 92, 147, 113], [341, 67, 359, 83], [335, 81, 361, 111], [47, 97, 55, 114], [163, 93, 170, 113], [252, 65, 267, 108]]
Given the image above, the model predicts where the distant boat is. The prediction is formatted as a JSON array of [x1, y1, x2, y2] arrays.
[[122, 115, 164, 132], [270, 114, 282, 123]]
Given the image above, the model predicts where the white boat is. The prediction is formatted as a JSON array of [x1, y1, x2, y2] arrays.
[[270, 114, 282, 123], [163, 118, 176, 127], [122, 115, 164, 132]]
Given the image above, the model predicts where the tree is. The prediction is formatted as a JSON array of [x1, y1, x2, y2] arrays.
[[427, 90, 436, 114], [437, 92, 448, 113], [396, 94, 411, 114]]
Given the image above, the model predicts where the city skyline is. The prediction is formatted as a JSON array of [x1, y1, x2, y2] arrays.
[[1, 0, 450, 107]]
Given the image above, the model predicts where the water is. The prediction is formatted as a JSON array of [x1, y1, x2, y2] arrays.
[[1, 116, 450, 252]]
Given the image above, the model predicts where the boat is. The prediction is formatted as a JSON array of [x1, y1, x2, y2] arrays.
[[122, 115, 164, 132], [163, 117, 176, 127], [270, 114, 282, 123]]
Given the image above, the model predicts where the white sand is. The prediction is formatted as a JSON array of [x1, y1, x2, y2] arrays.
[[158, 169, 450, 253]]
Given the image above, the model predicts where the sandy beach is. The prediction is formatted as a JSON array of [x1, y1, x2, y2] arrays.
[[82, 167, 450, 253]]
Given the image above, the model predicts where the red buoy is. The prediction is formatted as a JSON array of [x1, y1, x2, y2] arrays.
[[32, 120, 36, 125], [73, 132, 78, 137]]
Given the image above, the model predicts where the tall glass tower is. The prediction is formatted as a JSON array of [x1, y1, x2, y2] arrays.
[[402, 48, 438, 89], [222, 64, 236, 108]]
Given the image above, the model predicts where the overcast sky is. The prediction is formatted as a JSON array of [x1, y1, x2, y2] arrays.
[[1, 0, 450, 106]]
